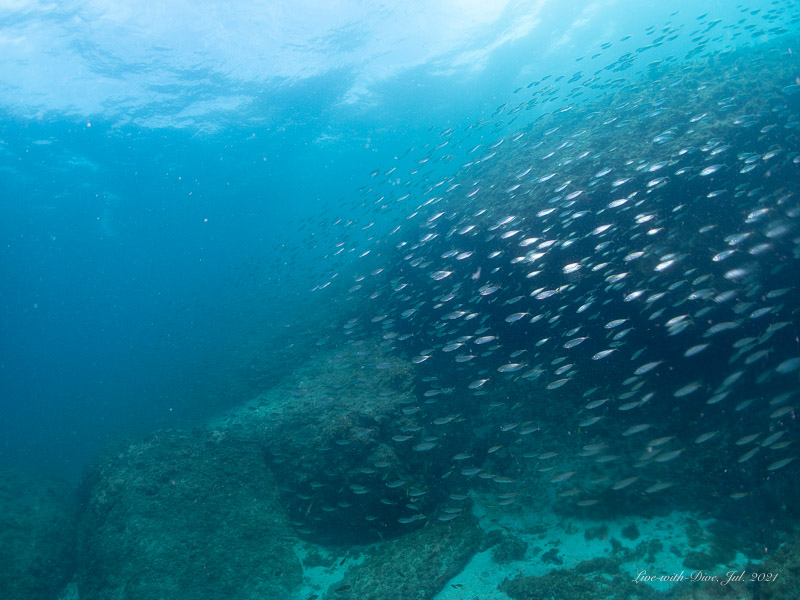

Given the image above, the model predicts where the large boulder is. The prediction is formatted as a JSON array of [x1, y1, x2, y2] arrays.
[[77, 430, 302, 600], [0, 469, 76, 600], [214, 342, 455, 544], [324, 514, 483, 600]]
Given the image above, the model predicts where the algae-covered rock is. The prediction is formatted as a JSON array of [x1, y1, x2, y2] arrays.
[[666, 576, 750, 600], [77, 430, 301, 600], [215, 342, 464, 544], [742, 530, 800, 600], [324, 515, 482, 600], [491, 532, 529, 564], [499, 557, 663, 600], [0, 470, 76, 600]]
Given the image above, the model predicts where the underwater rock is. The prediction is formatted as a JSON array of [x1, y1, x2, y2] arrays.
[[743, 530, 800, 600], [621, 522, 640, 541], [0, 470, 76, 600], [491, 532, 529, 564], [667, 578, 749, 600], [76, 430, 301, 600], [540, 547, 564, 565], [500, 557, 662, 600], [584, 524, 610, 541], [323, 514, 482, 600], [215, 343, 472, 544]]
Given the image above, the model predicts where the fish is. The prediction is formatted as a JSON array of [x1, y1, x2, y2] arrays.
[[673, 382, 702, 398], [654, 449, 685, 463], [266, 12, 800, 545], [684, 344, 709, 357], [634, 361, 661, 375], [592, 349, 616, 360], [397, 514, 426, 524], [622, 424, 651, 437], [645, 482, 674, 494], [412, 442, 437, 451], [612, 476, 639, 490], [767, 458, 796, 471], [547, 378, 570, 390], [563, 337, 588, 349]]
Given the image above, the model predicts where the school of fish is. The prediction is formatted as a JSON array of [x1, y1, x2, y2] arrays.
[[263, 4, 800, 540]]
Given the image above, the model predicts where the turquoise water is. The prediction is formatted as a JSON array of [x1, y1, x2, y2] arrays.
[[1, 2, 800, 599]]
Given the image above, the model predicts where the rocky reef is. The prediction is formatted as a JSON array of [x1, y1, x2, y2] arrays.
[[0, 470, 76, 600], [70, 340, 486, 598], [214, 341, 475, 545], [324, 514, 482, 600], [76, 430, 302, 600], [500, 557, 664, 600]]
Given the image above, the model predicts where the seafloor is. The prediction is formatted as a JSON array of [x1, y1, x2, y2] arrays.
[[1, 340, 798, 600]]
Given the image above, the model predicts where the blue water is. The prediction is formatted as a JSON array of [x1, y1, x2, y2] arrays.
[[0, 0, 796, 485], [4, 4, 800, 600]]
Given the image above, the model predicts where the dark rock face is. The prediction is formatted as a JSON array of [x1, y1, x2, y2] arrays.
[[77, 430, 302, 600], [0, 470, 76, 600], [324, 514, 483, 600]]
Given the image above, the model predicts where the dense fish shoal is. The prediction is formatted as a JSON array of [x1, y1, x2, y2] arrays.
[[257, 24, 800, 548]]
